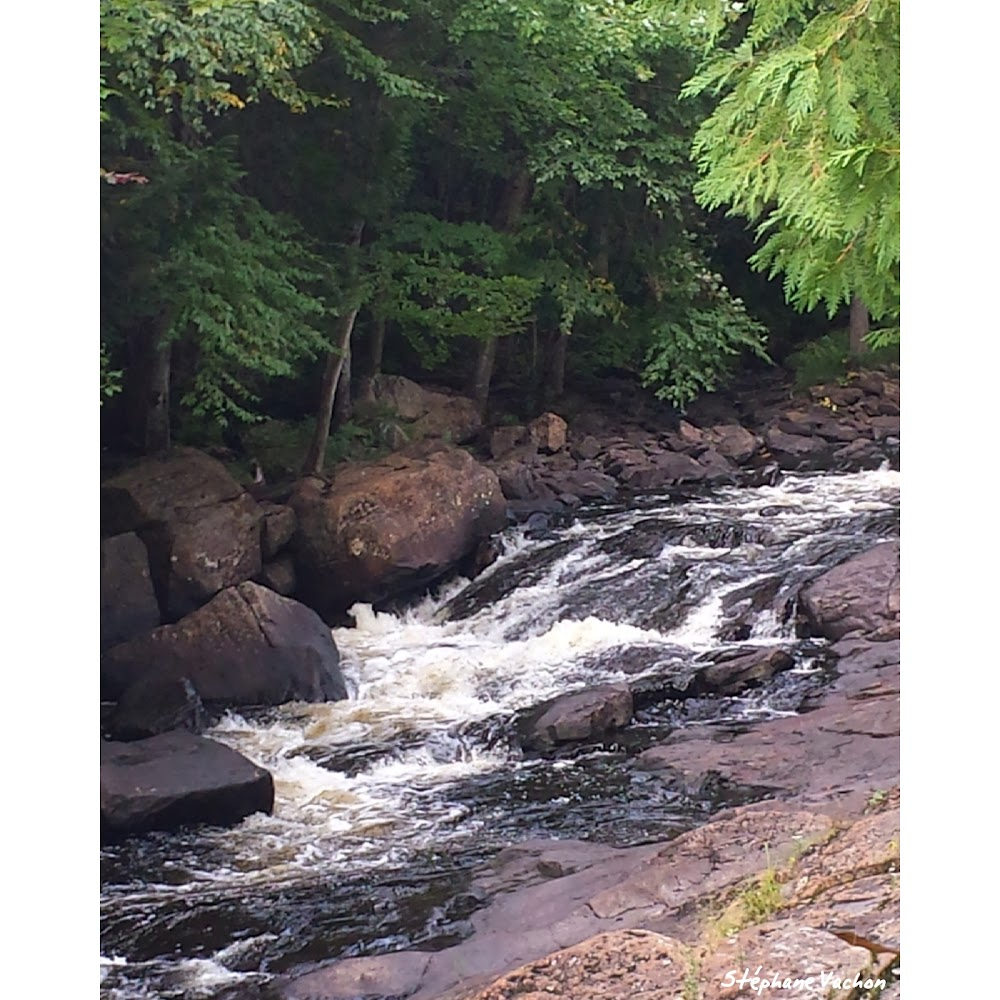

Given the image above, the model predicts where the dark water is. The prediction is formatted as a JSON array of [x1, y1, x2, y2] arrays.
[[100, 468, 900, 999]]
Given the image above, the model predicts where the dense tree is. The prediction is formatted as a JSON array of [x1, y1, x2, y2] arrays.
[[101, 0, 896, 469]]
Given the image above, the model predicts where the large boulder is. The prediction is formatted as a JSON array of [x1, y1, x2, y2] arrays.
[[101, 448, 263, 621], [290, 447, 507, 618], [100, 731, 274, 841], [800, 541, 900, 640], [101, 532, 161, 649], [101, 581, 347, 705]]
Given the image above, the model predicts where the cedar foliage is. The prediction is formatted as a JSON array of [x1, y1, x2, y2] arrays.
[[653, 0, 900, 322]]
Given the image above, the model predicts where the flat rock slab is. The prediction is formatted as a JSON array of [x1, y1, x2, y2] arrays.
[[101, 731, 274, 841], [637, 684, 899, 819]]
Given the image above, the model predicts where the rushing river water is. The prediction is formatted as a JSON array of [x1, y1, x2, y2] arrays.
[[100, 467, 900, 1000]]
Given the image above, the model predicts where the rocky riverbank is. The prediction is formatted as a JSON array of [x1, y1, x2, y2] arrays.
[[263, 540, 900, 1000], [101, 368, 900, 994]]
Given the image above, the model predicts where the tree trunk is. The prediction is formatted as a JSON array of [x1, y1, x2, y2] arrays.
[[542, 329, 567, 406], [302, 222, 365, 476], [467, 337, 498, 417], [849, 294, 869, 356], [468, 170, 534, 415], [332, 341, 353, 428], [144, 334, 172, 454], [356, 313, 386, 405]]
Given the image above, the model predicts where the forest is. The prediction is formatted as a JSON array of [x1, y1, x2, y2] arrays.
[[100, 0, 900, 475]]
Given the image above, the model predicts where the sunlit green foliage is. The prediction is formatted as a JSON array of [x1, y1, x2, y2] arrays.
[[649, 0, 900, 321]]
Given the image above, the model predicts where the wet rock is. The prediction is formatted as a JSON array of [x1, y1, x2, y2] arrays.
[[101, 581, 347, 706], [279, 951, 433, 1000], [101, 532, 160, 650], [869, 415, 900, 440], [102, 448, 264, 621], [529, 412, 568, 454], [518, 684, 634, 749], [617, 452, 705, 490], [101, 731, 274, 841], [290, 447, 506, 618], [105, 675, 208, 741], [493, 458, 537, 500], [800, 541, 900, 640], [692, 647, 796, 695], [638, 688, 899, 818]]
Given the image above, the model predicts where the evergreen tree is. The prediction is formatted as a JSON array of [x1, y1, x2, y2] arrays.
[[649, 0, 900, 327]]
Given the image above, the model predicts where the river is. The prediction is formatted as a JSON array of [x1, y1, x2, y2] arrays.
[[100, 466, 900, 1000]]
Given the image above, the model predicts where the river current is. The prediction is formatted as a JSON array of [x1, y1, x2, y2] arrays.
[[100, 467, 900, 1000]]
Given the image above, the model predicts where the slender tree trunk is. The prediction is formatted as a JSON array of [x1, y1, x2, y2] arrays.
[[332, 341, 353, 428], [356, 313, 386, 405], [468, 170, 534, 415], [144, 334, 172, 454], [302, 307, 362, 476], [302, 222, 365, 476], [849, 294, 869, 356], [467, 337, 498, 416]]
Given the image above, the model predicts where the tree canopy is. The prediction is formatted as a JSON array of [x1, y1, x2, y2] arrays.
[[100, 0, 900, 462]]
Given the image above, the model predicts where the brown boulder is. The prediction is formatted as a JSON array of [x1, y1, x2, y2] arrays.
[[101, 581, 347, 705], [706, 424, 760, 464], [290, 447, 507, 618], [369, 373, 428, 420], [529, 412, 568, 454], [101, 448, 263, 620], [101, 532, 161, 650], [764, 427, 830, 467], [800, 541, 900, 640], [257, 554, 297, 596], [101, 731, 274, 841], [518, 684, 633, 749]]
